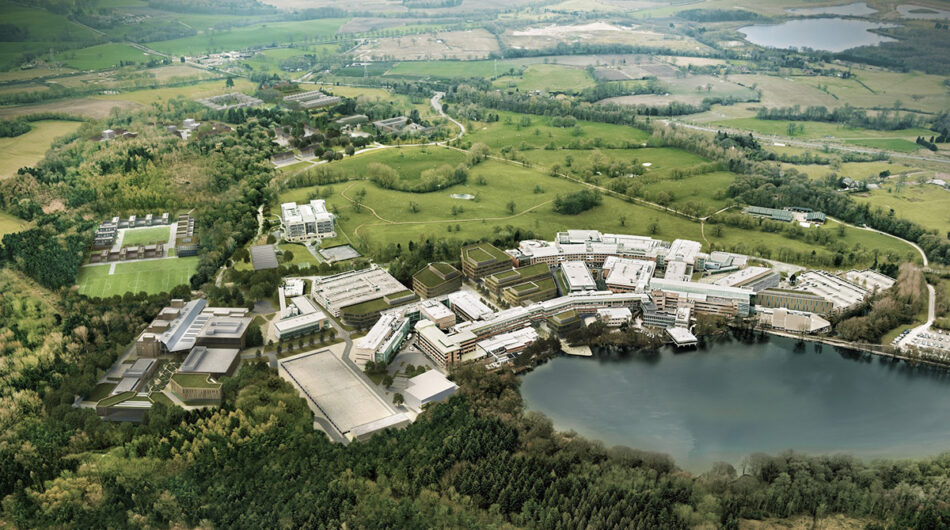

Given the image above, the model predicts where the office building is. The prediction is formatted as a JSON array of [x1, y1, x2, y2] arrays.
[[283, 90, 341, 109], [281, 200, 336, 242], [415, 319, 477, 366], [420, 300, 456, 329], [354, 314, 413, 365], [412, 262, 462, 298], [758, 307, 831, 334], [650, 278, 754, 317], [560, 261, 596, 292], [641, 299, 677, 329], [756, 288, 835, 315], [310, 265, 414, 320], [843, 269, 895, 291], [503, 277, 558, 306], [169, 373, 223, 403], [470, 326, 539, 363], [447, 291, 494, 321], [460, 242, 513, 280], [135, 299, 251, 357], [603, 256, 655, 293], [596, 307, 632, 327], [714, 266, 780, 292], [664, 260, 691, 282], [178, 346, 240, 377], [484, 263, 551, 297], [795, 270, 868, 310]]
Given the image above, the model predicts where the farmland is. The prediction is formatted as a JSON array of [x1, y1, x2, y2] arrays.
[[856, 183, 950, 236], [492, 64, 597, 93], [76, 257, 198, 298], [0, 120, 83, 180], [146, 19, 347, 56], [53, 43, 158, 71]]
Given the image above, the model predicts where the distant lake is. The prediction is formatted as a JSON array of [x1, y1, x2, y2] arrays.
[[521, 337, 950, 472], [739, 18, 896, 52], [786, 2, 877, 17]]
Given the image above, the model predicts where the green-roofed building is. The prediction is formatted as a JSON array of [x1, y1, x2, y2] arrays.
[[169, 373, 223, 403], [484, 262, 552, 297], [548, 309, 581, 334], [746, 206, 794, 222], [412, 262, 462, 298], [502, 277, 558, 306], [340, 289, 418, 328], [460, 242, 513, 280]]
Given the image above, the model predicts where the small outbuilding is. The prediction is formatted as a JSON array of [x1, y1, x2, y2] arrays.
[[403, 370, 457, 411]]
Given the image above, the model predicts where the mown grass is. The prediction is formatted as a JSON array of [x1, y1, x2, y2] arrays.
[[77, 257, 198, 298], [121, 226, 171, 246], [492, 64, 596, 93], [855, 183, 950, 236], [464, 110, 649, 151], [714, 117, 933, 142], [844, 139, 921, 153], [53, 43, 156, 71], [313, 146, 468, 181]]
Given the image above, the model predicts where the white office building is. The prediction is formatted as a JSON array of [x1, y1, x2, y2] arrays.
[[282, 200, 336, 241], [561, 261, 597, 292]]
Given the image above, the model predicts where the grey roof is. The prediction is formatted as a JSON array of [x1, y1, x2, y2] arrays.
[[251, 245, 279, 270], [179, 346, 240, 375], [124, 358, 156, 379]]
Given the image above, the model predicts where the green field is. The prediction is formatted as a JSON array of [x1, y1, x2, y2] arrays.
[[492, 64, 596, 93], [713, 117, 933, 143], [0, 210, 29, 236], [146, 19, 347, 56], [0, 120, 83, 180], [77, 257, 198, 298], [464, 110, 649, 151], [321, 146, 468, 180], [856, 183, 950, 236], [0, 1, 103, 70], [121, 226, 171, 246], [54, 43, 156, 71], [844, 139, 922, 153]]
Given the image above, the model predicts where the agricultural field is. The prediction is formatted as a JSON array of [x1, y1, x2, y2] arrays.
[[781, 159, 920, 181], [709, 117, 934, 143], [463, 110, 650, 151], [53, 43, 158, 71], [844, 139, 923, 153], [500, 22, 713, 53], [93, 78, 257, 106], [0, 120, 82, 180], [0, 97, 140, 120], [492, 64, 596, 93], [76, 257, 198, 298], [146, 19, 347, 56], [0, 0, 103, 70], [855, 183, 950, 236], [351, 29, 500, 61]]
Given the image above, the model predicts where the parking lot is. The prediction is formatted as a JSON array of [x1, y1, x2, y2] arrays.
[[904, 329, 950, 362]]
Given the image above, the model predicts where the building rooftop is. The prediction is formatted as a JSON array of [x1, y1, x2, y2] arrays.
[[603, 256, 655, 292], [124, 358, 156, 379], [713, 266, 776, 288], [561, 261, 596, 291], [179, 346, 240, 374], [667, 326, 698, 346], [405, 370, 458, 401], [795, 270, 868, 309], [250, 245, 279, 270], [447, 291, 494, 321], [664, 261, 691, 282], [311, 266, 409, 314], [650, 278, 754, 302]]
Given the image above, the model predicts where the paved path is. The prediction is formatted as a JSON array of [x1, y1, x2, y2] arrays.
[[898, 284, 937, 350]]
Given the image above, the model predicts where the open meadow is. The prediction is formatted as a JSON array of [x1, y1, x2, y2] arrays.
[[855, 183, 950, 236], [0, 209, 29, 236], [0, 120, 82, 180], [146, 19, 347, 56], [76, 257, 198, 298]]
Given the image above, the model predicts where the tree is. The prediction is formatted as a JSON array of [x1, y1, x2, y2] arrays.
[[283, 250, 294, 263], [226, 76, 234, 88], [345, 144, 355, 156], [648, 219, 660, 235], [619, 215, 627, 227], [180, 56, 185, 63], [506, 200, 516, 214], [393, 393, 404, 406], [382, 374, 394, 387]]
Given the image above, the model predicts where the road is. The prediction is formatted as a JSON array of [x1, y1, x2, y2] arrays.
[[431, 92, 466, 141], [898, 284, 937, 350], [665, 119, 950, 165]]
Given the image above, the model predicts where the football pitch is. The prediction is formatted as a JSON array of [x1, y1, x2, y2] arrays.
[[77, 257, 198, 298]]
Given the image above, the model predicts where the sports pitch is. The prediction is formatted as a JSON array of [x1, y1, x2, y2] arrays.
[[77, 257, 197, 298]]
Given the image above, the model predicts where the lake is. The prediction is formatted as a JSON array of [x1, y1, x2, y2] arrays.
[[739, 18, 896, 52], [520, 337, 950, 472]]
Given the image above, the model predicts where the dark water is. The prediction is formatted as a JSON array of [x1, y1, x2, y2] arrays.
[[739, 18, 896, 52], [520, 337, 950, 472]]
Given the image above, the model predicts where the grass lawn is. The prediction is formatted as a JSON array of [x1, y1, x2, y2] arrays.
[[844, 139, 921, 153], [492, 64, 596, 93], [0, 121, 82, 180], [0, 210, 29, 236], [856, 183, 950, 236], [121, 226, 171, 246], [146, 19, 347, 56], [464, 110, 649, 151], [54, 43, 157, 70], [94, 78, 257, 106], [150, 392, 175, 406], [87, 382, 117, 401], [320, 146, 467, 181], [713, 118, 934, 142], [278, 242, 320, 268], [77, 257, 198, 298]]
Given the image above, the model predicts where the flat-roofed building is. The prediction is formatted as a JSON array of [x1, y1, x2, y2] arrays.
[[667, 326, 698, 347], [412, 262, 462, 298], [354, 314, 412, 365], [420, 300, 456, 329], [503, 277, 558, 306], [561, 261, 596, 292], [758, 307, 831, 334], [603, 256, 655, 293], [250, 245, 279, 270], [547, 309, 581, 334], [705, 251, 749, 271], [597, 307, 632, 327], [178, 346, 240, 377], [282, 200, 336, 241], [310, 265, 412, 318], [649, 278, 754, 317], [283, 90, 341, 109], [169, 373, 223, 403], [403, 370, 458, 411], [714, 266, 780, 292], [641, 299, 677, 329], [415, 319, 476, 366], [756, 288, 835, 315], [135, 299, 251, 356], [843, 269, 895, 292], [666, 239, 703, 267], [485, 263, 552, 297], [664, 260, 691, 282], [447, 291, 494, 321], [461, 242, 513, 280], [746, 206, 794, 222], [795, 270, 868, 310], [470, 326, 538, 363], [274, 311, 328, 340]]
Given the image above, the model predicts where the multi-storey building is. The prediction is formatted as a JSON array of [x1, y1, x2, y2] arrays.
[[755, 289, 835, 315], [281, 200, 336, 241], [412, 262, 462, 298], [460, 242, 514, 280]]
